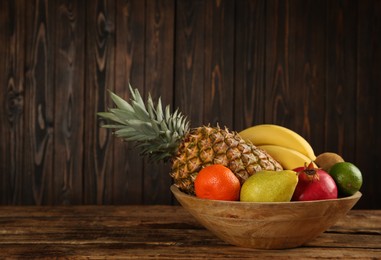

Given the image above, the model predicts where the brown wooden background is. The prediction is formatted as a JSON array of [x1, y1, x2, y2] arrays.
[[1, 0, 380, 209]]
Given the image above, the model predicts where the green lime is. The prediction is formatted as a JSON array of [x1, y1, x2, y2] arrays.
[[329, 162, 363, 196]]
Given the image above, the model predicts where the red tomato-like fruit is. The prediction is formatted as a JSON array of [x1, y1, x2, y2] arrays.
[[292, 162, 338, 201]]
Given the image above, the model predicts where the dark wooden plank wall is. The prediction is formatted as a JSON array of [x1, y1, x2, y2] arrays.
[[1, 0, 380, 208]]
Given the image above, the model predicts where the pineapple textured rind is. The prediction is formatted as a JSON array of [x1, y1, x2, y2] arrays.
[[170, 126, 283, 194]]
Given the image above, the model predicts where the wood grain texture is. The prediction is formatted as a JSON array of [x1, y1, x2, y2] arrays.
[[84, 0, 116, 204], [24, 0, 56, 205], [54, 0, 85, 205], [266, 0, 326, 151], [144, 0, 175, 205], [203, 0, 234, 128], [171, 185, 362, 249], [356, 0, 381, 209], [0, 0, 26, 205], [174, 0, 206, 127], [265, 0, 292, 125], [0, 206, 380, 258], [113, 0, 145, 204], [0, 0, 380, 208], [234, 0, 266, 130], [289, 0, 326, 155], [325, 0, 357, 160]]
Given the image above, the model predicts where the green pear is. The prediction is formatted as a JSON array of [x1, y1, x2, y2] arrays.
[[240, 170, 298, 202]]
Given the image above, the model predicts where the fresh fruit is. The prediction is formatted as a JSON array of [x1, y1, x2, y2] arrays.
[[329, 162, 362, 196], [292, 162, 338, 201], [239, 124, 316, 161], [97, 85, 283, 195], [258, 145, 316, 170], [194, 164, 241, 201], [240, 170, 298, 202], [315, 152, 344, 172]]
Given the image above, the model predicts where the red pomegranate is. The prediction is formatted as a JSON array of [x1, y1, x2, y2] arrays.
[[292, 162, 338, 201]]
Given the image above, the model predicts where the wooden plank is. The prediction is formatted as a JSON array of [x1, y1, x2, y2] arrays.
[[0, 206, 199, 222], [143, 0, 175, 204], [325, 0, 357, 160], [0, 0, 26, 204], [265, 0, 326, 151], [234, 0, 266, 131], [174, 0, 206, 127], [53, 0, 86, 205], [2, 226, 380, 250], [84, 0, 116, 204], [0, 0, 380, 208], [203, 0, 234, 129], [356, 0, 381, 210], [0, 2, 6, 203], [265, 0, 291, 125], [1, 207, 378, 231], [288, 0, 327, 155], [0, 207, 379, 258], [23, 0, 56, 205], [330, 210, 381, 234], [0, 208, 379, 236], [0, 244, 379, 259], [113, 0, 146, 204]]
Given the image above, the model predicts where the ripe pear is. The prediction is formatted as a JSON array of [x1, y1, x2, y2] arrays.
[[240, 170, 298, 202]]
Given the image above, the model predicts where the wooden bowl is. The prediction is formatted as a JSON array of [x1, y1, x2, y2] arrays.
[[171, 185, 361, 249]]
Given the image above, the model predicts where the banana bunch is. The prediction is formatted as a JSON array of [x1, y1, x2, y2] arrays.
[[239, 124, 316, 170]]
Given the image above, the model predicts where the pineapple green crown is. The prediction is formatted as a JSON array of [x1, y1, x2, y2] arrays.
[[98, 84, 190, 161]]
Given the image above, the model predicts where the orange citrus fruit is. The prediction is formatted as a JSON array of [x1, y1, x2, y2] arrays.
[[194, 164, 241, 201], [329, 162, 363, 196]]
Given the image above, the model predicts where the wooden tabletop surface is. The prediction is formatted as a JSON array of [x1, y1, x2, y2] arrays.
[[0, 206, 380, 259]]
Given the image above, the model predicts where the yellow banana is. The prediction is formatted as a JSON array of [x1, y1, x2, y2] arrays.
[[258, 145, 316, 170], [239, 124, 316, 161]]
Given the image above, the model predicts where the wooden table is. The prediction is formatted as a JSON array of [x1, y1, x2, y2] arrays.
[[0, 206, 380, 259]]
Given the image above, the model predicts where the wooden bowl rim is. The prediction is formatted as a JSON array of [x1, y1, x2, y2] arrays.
[[170, 184, 362, 205]]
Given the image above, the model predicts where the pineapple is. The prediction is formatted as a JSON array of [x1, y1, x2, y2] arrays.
[[98, 85, 283, 194]]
